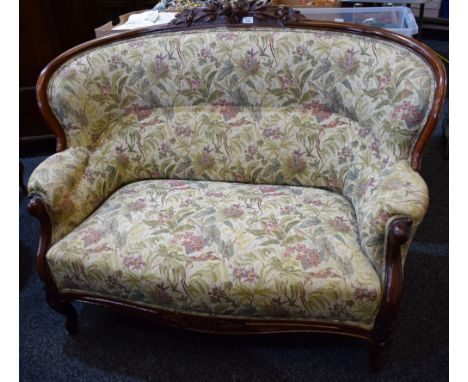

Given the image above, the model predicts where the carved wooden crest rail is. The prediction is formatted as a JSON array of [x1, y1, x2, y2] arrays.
[[171, 0, 306, 26]]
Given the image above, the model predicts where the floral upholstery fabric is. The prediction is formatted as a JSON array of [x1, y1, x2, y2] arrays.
[[29, 105, 429, 279], [28, 27, 437, 325], [47, 180, 381, 328]]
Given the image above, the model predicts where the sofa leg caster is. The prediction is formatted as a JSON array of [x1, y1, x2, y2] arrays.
[[46, 295, 78, 334], [369, 341, 389, 372]]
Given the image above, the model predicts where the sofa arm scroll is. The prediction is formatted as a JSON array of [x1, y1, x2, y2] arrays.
[[27, 147, 90, 244], [347, 161, 429, 280]]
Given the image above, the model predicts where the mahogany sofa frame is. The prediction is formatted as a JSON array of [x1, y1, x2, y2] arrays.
[[28, 1, 446, 372]]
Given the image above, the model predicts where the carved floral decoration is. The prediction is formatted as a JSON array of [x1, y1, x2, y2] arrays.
[[171, 0, 306, 26]]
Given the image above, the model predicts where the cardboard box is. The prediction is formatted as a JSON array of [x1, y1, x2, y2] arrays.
[[95, 10, 177, 39]]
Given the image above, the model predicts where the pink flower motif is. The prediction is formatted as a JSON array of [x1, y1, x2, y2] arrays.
[[375, 209, 390, 226], [302, 100, 333, 121], [297, 252, 321, 269], [153, 53, 169, 77], [246, 144, 258, 158], [328, 176, 339, 189], [149, 170, 161, 178], [168, 180, 187, 187], [181, 198, 195, 207], [392, 101, 423, 127], [265, 222, 280, 234], [223, 203, 244, 218], [81, 228, 102, 247], [330, 301, 348, 316], [262, 127, 283, 140], [303, 198, 324, 206], [128, 198, 147, 210], [190, 78, 201, 90], [338, 146, 354, 162], [99, 83, 112, 95], [339, 48, 360, 75], [235, 173, 248, 182], [354, 287, 378, 301], [125, 104, 152, 119], [295, 45, 308, 57], [197, 146, 216, 169], [175, 126, 193, 137], [287, 150, 307, 173], [159, 142, 173, 157], [313, 268, 336, 279], [279, 75, 294, 90], [122, 255, 146, 270], [240, 49, 260, 75], [356, 178, 376, 198], [206, 191, 224, 198], [284, 244, 321, 269], [84, 169, 96, 183], [108, 54, 123, 66], [367, 140, 380, 158], [173, 232, 204, 254], [358, 127, 371, 138], [232, 267, 259, 283], [198, 48, 211, 60], [117, 152, 130, 167], [212, 99, 240, 120], [377, 74, 391, 90], [208, 286, 226, 303], [330, 216, 351, 232], [280, 205, 295, 214], [259, 185, 279, 194], [159, 210, 175, 225]]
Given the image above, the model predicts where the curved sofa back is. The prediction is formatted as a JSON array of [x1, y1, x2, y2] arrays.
[[44, 27, 435, 188], [37, 24, 445, 244], [48, 27, 439, 153]]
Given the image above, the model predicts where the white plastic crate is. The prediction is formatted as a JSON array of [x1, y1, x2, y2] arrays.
[[295, 6, 419, 36]]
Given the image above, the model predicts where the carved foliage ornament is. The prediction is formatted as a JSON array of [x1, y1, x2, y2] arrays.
[[171, 0, 306, 26]]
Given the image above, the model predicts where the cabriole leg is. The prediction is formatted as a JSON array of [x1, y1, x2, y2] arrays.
[[46, 292, 78, 334], [369, 339, 389, 373]]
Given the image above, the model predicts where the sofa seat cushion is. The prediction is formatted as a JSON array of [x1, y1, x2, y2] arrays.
[[46, 180, 382, 328]]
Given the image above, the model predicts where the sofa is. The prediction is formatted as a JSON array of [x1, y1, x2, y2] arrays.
[[28, 0, 446, 371]]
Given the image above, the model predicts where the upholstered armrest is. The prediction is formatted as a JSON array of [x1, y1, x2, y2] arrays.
[[345, 161, 429, 280], [28, 147, 90, 244]]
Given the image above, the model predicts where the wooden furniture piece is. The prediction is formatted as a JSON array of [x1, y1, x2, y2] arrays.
[[28, 0, 446, 371], [20, 0, 156, 148]]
